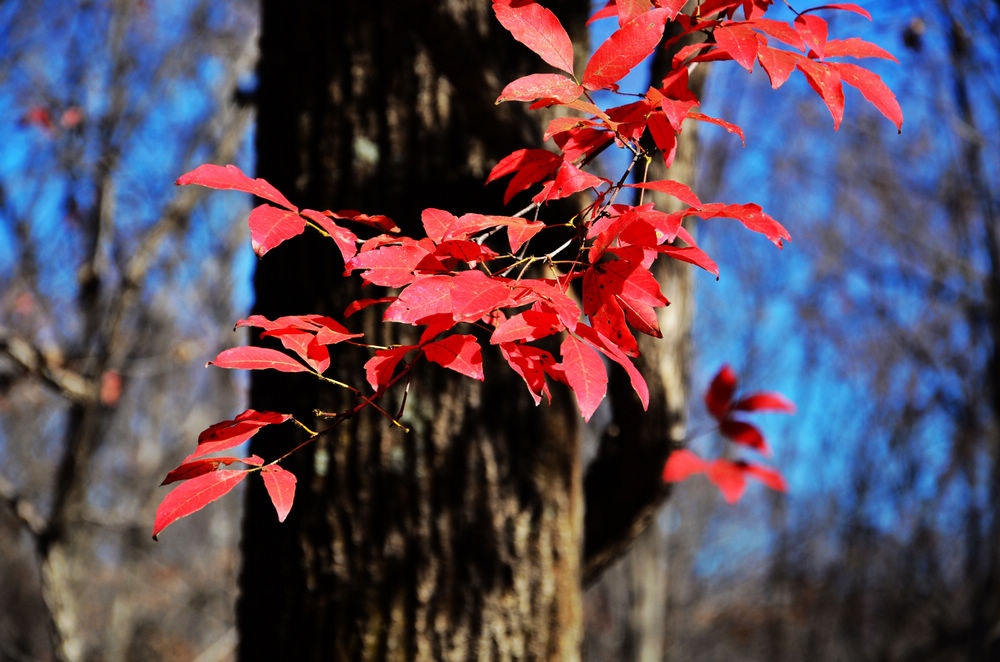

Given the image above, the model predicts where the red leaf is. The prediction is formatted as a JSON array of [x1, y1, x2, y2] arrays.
[[153, 470, 248, 539], [161, 456, 262, 485], [797, 59, 844, 130], [743, 463, 788, 492], [493, 0, 576, 75], [714, 24, 760, 72], [313, 317, 365, 345], [833, 62, 903, 133], [496, 73, 582, 104], [328, 209, 400, 233], [499, 342, 555, 405], [423, 334, 484, 381], [719, 419, 772, 456], [209, 346, 310, 374], [732, 392, 796, 413], [487, 149, 562, 205], [382, 275, 454, 324], [616, 0, 651, 26], [794, 13, 828, 58], [823, 38, 899, 63], [260, 465, 297, 522], [517, 279, 581, 330], [532, 162, 607, 203], [491, 310, 564, 344], [706, 460, 748, 503], [193, 410, 291, 456], [705, 364, 737, 420], [346, 242, 440, 288], [574, 323, 649, 410], [803, 3, 872, 20], [687, 112, 745, 146], [248, 204, 306, 257], [364, 346, 413, 391], [259, 329, 330, 373], [176, 164, 296, 211], [560, 334, 608, 421], [448, 271, 516, 322], [757, 46, 801, 89], [626, 179, 701, 207], [662, 449, 710, 482], [582, 8, 669, 90], [693, 202, 790, 248], [655, 245, 720, 277]]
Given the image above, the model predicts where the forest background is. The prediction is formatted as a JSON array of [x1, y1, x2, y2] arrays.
[[1, 0, 997, 660]]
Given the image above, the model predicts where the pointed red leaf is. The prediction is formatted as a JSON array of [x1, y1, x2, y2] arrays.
[[442, 271, 513, 321], [190, 410, 291, 460], [626, 179, 701, 206], [732, 392, 797, 413], [344, 297, 396, 318], [719, 419, 772, 456], [328, 209, 400, 233], [532, 162, 607, 203], [496, 73, 582, 104], [582, 8, 669, 90], [153, 470, 248, 539], [706, 460, 748, 503], [499, 342, 555, 405], [823, 38, 898, 62], [833, 62, 903, 133], [714, 24, 760, 72], [260, 465, 297, 522], [382, 275, 454, 324], [743, 462, 788, 492], [794, 13, 828, 58], [757, 46, 801, 89], [209, 346, 310, 374], [655, 245, 720, 277], [364, 346, 413, 391], [797, 59, 844, 129], [161, 456, 262, 485], [248, 204, 306, 257], [804, 3, 871, 20], [346, 242, 441, 287], [176, 164, 296, 210], [493, 0, 576, 74], [705, 364, 737, 420], [574, 323, 649, 410], [491, 310, 563, 344], [560, 334, 607, 421], [662, 449, 710, 482], [423, 334, 484, 381]]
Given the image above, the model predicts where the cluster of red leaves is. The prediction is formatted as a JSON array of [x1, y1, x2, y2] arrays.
[[663, 365, 795, 503], [152, 0, 901, 536]]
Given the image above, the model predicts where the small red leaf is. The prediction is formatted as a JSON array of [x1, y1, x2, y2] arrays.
[[532, 162, 607, 203], [300, 209, 358, 262], [823, 38, 898, 63], [626, 179, 701, 207], [797, 59, 844, 130], [209, 346, 310, 374], [364, 346, 413, 391], [248, 204, 306, 257], [732, 392, 796, 413], [560, 334, 608, 422], [153, 470, 248, 539], [493, 0, 576, 75], [707, 460, 748, 503], [804, 3, 872, 20], [161, 456, 256, 485], [491, 310, 563, 344], [662, 449, 709, 482], [582, 8, 669, 90], [833, 62, 903, 133], [705, 364, 738, 420], [176, 164, 297, 211], [714, 24, 760, 72], [794, 13, 828, 58], [720, 419, 772, 456], [260, 465, 297, 522], [496, 73, 582, 104], [423, 334, 484, 381]]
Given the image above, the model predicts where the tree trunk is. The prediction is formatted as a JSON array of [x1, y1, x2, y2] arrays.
[[239, 2, 590, 659]]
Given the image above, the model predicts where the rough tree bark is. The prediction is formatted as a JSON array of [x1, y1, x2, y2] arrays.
[[238, 2, 695, 660]]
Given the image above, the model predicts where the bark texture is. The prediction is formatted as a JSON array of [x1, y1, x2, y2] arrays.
[[239, 2, 589, 660]]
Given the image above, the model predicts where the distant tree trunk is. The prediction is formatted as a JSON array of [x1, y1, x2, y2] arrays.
[[238, 2, 591, 659]]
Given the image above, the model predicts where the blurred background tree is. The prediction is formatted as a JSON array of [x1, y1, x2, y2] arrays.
[[0, 0, 255, 659]]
